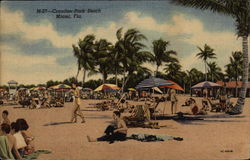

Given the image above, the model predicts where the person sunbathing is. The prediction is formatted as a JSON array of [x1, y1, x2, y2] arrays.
[[87, 111, 127, 143]]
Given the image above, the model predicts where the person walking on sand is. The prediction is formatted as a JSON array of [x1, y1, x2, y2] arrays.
[[170, 89, 178, 114], [71, 82, 85, 123]]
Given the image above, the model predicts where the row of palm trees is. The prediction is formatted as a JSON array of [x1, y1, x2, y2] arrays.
[[170, 0, 249, 115], [72, 28, 178, 91], [72, 30, 245, 91]]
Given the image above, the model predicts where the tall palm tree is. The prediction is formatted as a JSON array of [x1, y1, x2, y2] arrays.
[[225, 51, 243, 97], [151, 39, 178, 76], [89, 39, 113, 83], [196, 44, 216, 81], [207, 61, 223, 82], [171, 0, 250, 115], [115, 28, 152, 92], [72, 34, 96, 84]]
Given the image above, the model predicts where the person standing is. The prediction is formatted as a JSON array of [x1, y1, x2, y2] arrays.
[[170, 89, 178, 114], [71, 82, 85, 123]]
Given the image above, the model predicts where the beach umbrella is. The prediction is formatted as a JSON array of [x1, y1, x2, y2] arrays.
[[152, 87, 163, 94], [128, 88, 136, 91], [94, 84, 120, 91], [18, 87, 26, 90], [135, 77, 172, 89], [160, 80, 184, 91], [191, 81, 222, 89], [82, 88, 93, 91], [30, 86, 46, 91], [50, 84, 71, 90]]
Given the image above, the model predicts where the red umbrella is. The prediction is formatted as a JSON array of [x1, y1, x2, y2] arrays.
[[160, 80, 184, 91]]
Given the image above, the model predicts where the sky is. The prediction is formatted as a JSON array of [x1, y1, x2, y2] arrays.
[[0, 0, 244, 85]]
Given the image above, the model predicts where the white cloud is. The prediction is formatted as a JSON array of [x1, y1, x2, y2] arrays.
[[1, 7, 246, 84]]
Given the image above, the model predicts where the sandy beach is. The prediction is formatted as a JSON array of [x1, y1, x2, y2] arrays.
[[1, 95, 249, 160]]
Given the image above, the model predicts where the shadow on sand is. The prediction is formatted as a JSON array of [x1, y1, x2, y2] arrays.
[[43, 121, 73, 126], [153, 113, 248, 125]]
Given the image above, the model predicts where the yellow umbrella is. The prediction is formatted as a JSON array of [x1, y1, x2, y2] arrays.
[[128, 88, 136, 91]]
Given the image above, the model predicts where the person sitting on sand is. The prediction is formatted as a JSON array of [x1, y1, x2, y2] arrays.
[[219, 92, 227, 111], [16, 119, 35, 155], [190, 100, 207, 115], [0, 123, 22, 160], [182, 98, 195, 106], [87, 111, 128, 143], [202, 90, 209, 111], [11, 122, 27, 157], [2, 110, 11, 125]]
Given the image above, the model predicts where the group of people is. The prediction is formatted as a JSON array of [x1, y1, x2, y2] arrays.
[[0, 110, 35, 160]]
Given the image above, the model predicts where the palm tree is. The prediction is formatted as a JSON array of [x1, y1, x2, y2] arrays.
[[151, 39, 178, 76], [89, 39, 113, 83], [207, 61, 223, 82], [164, 62, 182, 81], [171, 0, 250, 115], [196, 44, 216, 81], [72, 34, 96, 84], [225, 51, 243, 97], [114, 28, 152, 92]]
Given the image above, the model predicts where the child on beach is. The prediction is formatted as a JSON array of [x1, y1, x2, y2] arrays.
[[87, 111, 128, 143], [11, 122, 27, 157], [2, 110, 11, 125], [16, 119, 35, 155]]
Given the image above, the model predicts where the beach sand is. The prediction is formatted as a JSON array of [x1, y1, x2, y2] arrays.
[[1, 95, 249, 160]]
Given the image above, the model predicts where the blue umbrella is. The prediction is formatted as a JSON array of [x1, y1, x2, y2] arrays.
[[135, 77, 173, 89]]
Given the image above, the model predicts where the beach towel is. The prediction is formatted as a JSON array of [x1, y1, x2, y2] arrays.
[[0, 136, 14, 160], [23, 150, 51, 160], [128, 133, 183, 142]]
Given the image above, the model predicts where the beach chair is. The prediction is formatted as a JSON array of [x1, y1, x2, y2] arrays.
[[207, 98, 222, 112], [124, 105, 159, 129]]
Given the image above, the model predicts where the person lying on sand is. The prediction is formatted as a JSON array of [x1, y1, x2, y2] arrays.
[[87, 111, 128, 143]]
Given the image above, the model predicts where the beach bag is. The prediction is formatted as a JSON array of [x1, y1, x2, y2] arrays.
[[14, 132, 27, 149]]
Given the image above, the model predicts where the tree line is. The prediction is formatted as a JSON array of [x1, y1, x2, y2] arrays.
[[71, 27, 248, 93]]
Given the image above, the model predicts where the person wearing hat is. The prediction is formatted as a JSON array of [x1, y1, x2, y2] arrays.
[[170, 89, 178, 114], [71, 82, 85, 123]]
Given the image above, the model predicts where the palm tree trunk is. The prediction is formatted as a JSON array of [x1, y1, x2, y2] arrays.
[[76, 68, 80, 79], [82, 69, 86, 84], [115, 69, 118, 86], [205, 60, 207, 81], [155, 65, 159, 77], [229, 36, 249, 114], [75, 63, 81, 79], [121, 70, 126, 93]]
